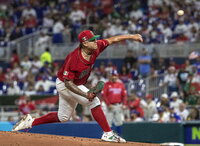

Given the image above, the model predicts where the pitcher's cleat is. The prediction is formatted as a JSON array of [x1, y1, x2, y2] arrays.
[[12, 114, 34, 131], [89, 81, 104, 94], [101, 131, 126, 143]]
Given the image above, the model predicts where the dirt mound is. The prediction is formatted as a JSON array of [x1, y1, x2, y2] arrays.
[[0, 131, 159, 146]]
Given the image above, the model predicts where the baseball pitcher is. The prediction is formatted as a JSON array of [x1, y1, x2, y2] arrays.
[[12, 30, 143, 143]]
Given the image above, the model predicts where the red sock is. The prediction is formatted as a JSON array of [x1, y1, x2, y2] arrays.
[[91, 106, 111, 132], [32, 112, 60, 127]]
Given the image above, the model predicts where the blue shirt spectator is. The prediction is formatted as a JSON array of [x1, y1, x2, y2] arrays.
[[138, 49, 151, 78]]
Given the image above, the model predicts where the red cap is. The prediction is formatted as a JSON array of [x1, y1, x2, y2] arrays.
[[78, 30, 100, 43], [146, 94, 153, 99]]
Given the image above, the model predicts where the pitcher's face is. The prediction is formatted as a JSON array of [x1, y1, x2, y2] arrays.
[[83, 40, 98, 50]]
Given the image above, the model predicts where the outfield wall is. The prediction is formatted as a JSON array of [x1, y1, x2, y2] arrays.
[[0, 121, 199, 144]]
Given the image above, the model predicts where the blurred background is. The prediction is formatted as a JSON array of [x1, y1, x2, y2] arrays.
[[0, 0, 199, 144]]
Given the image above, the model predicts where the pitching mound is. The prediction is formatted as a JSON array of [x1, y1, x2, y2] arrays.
[[0, 131, 159, 146]]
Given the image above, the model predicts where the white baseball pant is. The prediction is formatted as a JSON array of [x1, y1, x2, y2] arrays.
[[56, 78, 100, 122]]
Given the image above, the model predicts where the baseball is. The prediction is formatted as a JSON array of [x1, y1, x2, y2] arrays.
[[177, 10, 184, 16]]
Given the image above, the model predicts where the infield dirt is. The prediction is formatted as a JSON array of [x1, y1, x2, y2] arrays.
[[0, 131, 160, 146]]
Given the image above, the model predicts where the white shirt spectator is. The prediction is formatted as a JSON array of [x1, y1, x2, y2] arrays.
[[35, 79, 55, 92], [43, 16, 54, 29], [162, 26, 172, 38], [175, 22, 188, 34], [22, 7, 37, 18], [31, 59, 42, 74], [176, 104, 189, 121], [170, 92, 183, 111], [69, 9, 85, 24], [164, 73, 177, 87], [21, 60, 32, 71], [35, 33, 50, 55], [7, 83, 21, 95], [12, 65, 21, 77], [129, 9, 143, 20], [17, 69, 28, 81], [141, 99, 157, 121], [53, 21, 65, 34]]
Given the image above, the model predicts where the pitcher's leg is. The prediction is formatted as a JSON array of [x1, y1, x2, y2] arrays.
[[57, 92, 77, 122], [32, 112, 60, 126]]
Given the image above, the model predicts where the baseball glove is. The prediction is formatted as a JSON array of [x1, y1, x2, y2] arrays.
[[87, 81, 104, 101]]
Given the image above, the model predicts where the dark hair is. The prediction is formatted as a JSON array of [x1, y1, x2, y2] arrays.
[[45, 47, 50, 52]]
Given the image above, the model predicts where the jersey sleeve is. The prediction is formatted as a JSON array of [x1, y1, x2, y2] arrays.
[[97, 39, 109, 54], [62, 58, 76, 80]]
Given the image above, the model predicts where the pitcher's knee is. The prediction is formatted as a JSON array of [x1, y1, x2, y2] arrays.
[[58, 113, 70, 122], [88, 97, 101, 109]]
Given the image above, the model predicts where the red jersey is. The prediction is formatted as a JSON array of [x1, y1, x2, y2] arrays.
[[128, 98, 144, 117], [102, 81, 127, 105], [57, 40, 109, 85]]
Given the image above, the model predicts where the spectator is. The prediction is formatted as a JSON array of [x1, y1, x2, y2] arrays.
[[183, 73, 200, 105], [123, 49, 137, 72], [119, 65, 131, 84], [10, 49, 20, 68], [176, 103, 189, 121], [154, 57, 166, 74], [31, 56, 42, 75], [0, 67, 5, 83], [17, 96, 37, 115], [187, 107, 200, 121], [20, 55, 32, 71], [11, 63, 21, 78], [17, 67, 28, 82], [91, 72, 107, 88], [42, 13, 54, 32], [130, 63, 139, 80], [138, 48, 152, 78], [128, 93, 144, 118], [9, 27, 23, 41], [130, 110, 144, 122], [163, 66, 179, 95], [52, 18, 65, 43], [152, 107, 170, 123], [156, 93, 170, 109], [24, 84, 36, 96], [7, 81, 21, 95], [40, 47, 53, 66], [22, 5, 37, 19], [141, 94, 157, 121], [170, 92, 183, 111], [193, 56, 200, 75], [34, 76, 55, 92], [35, 31, 50, 56], [177, 65, 190, 95]]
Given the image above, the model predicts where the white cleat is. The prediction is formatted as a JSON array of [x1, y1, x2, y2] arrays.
[[12, 114, 34, 131], [101, 131, 126, 143]]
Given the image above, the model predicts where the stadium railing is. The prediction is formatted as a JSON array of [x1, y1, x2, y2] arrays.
[[127, 74, 167, 98], [0, 29, 198, 62]]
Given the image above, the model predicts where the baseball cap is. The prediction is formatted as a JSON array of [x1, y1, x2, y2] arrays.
[[145, 94, 153, 99], [78, 30, 100, 43], [161, 93, 168, 99], [171, 92, 178, 98], [111, 69, 118, 76]]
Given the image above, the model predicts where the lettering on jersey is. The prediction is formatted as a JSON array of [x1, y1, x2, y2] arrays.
[[63, 71, 68, 76], [109, 88, 122, 94], [79, 68, 90, 79]]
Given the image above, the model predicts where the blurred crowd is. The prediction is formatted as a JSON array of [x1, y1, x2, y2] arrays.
[[0, 0, 200, 45], [1, 47, 200, 122]]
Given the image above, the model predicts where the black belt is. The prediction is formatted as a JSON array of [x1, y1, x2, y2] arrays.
[[111, 103, 121, 105]]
